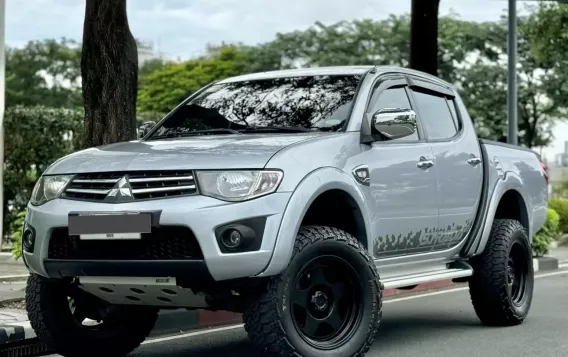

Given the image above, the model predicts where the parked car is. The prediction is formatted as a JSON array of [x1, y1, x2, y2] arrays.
[[21, 66, 548, 357]]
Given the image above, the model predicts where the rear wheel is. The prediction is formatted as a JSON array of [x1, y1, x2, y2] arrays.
[[469, 219, 534, 326], [244, 225, 382, 357], [26, 274, 158, 357]]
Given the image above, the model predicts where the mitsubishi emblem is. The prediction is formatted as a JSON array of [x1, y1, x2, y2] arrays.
[[106, 175, 134, 202]]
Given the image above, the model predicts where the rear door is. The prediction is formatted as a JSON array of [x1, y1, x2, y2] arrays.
[[407, 77, 483, 250], [363, 75, 440, 258]]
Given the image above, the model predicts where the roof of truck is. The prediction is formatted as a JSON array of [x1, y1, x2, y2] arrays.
[[216, 65, 451, 89], [217, 66, 375, 83]]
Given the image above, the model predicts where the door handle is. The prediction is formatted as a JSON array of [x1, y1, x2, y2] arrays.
[[467, 156, 482, 166], [417, 156, 434, 170]]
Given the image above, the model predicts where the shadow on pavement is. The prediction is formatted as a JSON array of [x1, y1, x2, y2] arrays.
[[132, 311, 482, 357]]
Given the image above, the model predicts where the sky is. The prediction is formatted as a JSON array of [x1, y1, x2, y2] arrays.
[[5, 0, 567, 162]]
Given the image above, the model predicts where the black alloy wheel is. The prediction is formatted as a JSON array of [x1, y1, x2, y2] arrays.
[[291, 256, 362, 349], [507, 241, 528, 306]]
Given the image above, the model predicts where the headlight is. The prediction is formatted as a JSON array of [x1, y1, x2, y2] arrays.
[[30, 175, 74, 206], [196, 170, 283, 202]]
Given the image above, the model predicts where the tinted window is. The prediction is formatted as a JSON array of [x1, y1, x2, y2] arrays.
[[412, 90, 457, 140], [369, 87, 412, 114], [149, 75, 362, 138], [369, 87, 418, 141]]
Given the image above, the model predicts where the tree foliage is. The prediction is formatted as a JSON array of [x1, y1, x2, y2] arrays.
[[3, 106, 83, 233], [136, 12, 566, 148], [137, 45, 252, 114], [240, 13, 564, 147], [6, 38, 82, 108], [527, 3, 568, 118], [456, 15, 560, 147], [533, 208, 560, 257]]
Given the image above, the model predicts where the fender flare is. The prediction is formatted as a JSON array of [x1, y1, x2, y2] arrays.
[[255, 167, 372, 277], [468, 171, 532, 256]]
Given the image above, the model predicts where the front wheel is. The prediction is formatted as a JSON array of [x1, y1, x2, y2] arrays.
[[468, 219, 534, 326], [26, 274, 159, 357], [244, 226, 382, 357]]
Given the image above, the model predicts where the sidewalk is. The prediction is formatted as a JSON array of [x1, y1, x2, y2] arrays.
[[548, 245, 568, 264], [0, 253, 29, 281]]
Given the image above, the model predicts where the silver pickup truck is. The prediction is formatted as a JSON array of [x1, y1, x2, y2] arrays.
[[21, 66, 547, 357]]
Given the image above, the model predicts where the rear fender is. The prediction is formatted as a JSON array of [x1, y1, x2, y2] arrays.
[[465, 172, 532, 257]]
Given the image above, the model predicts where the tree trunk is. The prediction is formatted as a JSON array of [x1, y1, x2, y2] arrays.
[[81, 0, 138, 148], [409, 0, 440, 76]]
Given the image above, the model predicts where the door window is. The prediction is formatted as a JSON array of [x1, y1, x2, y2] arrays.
[[411, 90, 457, 140]]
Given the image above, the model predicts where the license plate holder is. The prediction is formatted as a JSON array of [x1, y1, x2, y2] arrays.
[[68, 212, 152, 240]]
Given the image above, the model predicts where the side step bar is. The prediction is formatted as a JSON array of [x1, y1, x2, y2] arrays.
[[381, 267, 473, 289]]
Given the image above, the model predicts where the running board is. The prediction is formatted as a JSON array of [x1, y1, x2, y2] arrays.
[[381, 267, 473, 289]]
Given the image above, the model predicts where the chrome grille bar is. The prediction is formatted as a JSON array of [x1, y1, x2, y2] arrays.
[[73, 178, 120, 184], [129, 176, 193, 183], [131, 185, 196, 194], [66, 188, 111, 195]]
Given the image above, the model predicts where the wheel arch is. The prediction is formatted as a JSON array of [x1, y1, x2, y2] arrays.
[[470, 173, 532, 256], [256, 167, 372, 277], [494, 189, 530, 233], [301, 189, 368, 248]]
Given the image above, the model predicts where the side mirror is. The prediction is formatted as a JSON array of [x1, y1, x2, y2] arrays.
[[371, 108, 417, 140], [138, 121, 156, 139]]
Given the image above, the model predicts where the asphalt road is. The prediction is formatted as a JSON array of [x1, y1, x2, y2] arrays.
[[46, 269, 568, 357]]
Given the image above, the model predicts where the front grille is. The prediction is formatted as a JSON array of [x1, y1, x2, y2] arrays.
[[62, 170, 197, 201], [48, 227, 204, 260]]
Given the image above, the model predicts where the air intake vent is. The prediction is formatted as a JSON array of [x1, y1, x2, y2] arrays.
[[62, 171, 197, 202]]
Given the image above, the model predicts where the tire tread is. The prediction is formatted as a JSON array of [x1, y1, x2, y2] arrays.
[[243, 225, 382, 357], [468, 219, 532, 326]]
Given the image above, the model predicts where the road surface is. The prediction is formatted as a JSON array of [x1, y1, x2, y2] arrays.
[[46, 269, 568, 357]]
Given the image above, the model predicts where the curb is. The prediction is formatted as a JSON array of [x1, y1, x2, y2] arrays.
[[533, 256, 559, 272], [0, 275, 28, 283], [0, 256, 561, 351]]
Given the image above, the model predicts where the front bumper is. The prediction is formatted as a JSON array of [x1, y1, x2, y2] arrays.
[[23, 192, 291, 282]]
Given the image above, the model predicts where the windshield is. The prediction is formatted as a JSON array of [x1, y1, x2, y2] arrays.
[[147, 74, 362, 138]]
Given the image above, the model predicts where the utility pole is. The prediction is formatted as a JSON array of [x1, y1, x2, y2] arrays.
[[507, 0, 518, 145], [0, 0, 5, 250]]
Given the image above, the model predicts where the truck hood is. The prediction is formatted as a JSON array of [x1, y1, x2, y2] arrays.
[[45, 133, 330, 174]]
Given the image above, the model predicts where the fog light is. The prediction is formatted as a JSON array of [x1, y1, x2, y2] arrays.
[[222, 229, 242, 249], [23, 227, 36, 253], [215, 218, 266, 253], [219, 224, 256, 251]]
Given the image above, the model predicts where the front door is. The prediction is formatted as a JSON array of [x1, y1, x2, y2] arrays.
[[363, 78, 440, 258]]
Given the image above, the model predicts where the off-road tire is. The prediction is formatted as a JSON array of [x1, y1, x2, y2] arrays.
[[469, 219, 534, 326], [243, 225, 382, 357], [26, 274, 159, 357]]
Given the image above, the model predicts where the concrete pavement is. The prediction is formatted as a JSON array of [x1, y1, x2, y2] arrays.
[[548, 245, 568, 263], [42, 270, 568, 357], [0, 281, 26, 305]]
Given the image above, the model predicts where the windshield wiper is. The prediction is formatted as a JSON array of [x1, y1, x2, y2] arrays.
[[148, 128, 242, 140], [241, 126, 315, 133]]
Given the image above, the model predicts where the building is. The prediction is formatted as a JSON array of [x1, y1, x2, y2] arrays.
[[136, 39, 155, 67]]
